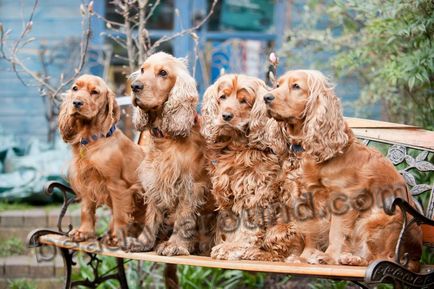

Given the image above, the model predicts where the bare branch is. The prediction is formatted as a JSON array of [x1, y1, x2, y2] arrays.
[[122, 0, 136, 71], [149, 0, 218, 54], [51, 1, 93, 99], [137, 0, 147, 64], [191, 32, 199, 78], [144, 0, 160, 24], [12, 0, 38, 57], [0, 23, 9, 60]]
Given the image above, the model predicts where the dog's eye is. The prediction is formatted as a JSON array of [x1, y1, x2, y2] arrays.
[[140, 68, 144, 73], [276, 84, 280, 88], [72, 86, 78, 91], [91, 90, 98, 95], [239, 98, 247, 104], [158, 70, 168, 77], [292, 83, 300, 89], [219, 95, 226, 100]]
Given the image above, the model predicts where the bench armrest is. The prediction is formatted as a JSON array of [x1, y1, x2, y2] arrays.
[[384, 197, 434, 227], [44, 181, 77, 234], [383, 197, 434, 267]]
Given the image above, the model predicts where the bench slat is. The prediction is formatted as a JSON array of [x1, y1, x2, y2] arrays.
[[345, 117, 434, 150], [39, 234, 367, 279], [352, 128, 434, 151], [345, 117, 419, 129]]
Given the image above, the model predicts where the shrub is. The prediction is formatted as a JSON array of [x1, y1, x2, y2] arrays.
[[282, 0, 434, 129]]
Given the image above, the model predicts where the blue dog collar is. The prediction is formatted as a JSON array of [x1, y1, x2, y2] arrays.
[[80, 124, 117, 145]]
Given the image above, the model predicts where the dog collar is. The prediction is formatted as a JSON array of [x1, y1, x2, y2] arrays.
[[290, 143, 304, 154], [80, 124, 117, 145]]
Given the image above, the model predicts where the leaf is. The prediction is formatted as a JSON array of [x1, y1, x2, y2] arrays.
[[405, 155, 415, 167], [400, 170, 416, 186], [410, 184, 432, 195], [415, 150, 428, 162], [415, 161, 434, 172], [408, 76, 415, 91]]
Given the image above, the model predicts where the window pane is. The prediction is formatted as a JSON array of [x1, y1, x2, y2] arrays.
[[207, 0, 275, 32]]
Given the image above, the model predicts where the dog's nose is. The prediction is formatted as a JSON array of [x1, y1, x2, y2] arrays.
[[222, 112, 234, 122], [73, 100, 83, 109], [131, 82, 144, 93], [264, 94, 275, 104]]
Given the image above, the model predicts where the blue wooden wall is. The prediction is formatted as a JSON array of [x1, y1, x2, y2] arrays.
[[0, 0, 84, 144]]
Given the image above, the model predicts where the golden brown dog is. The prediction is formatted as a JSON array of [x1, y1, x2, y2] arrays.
[[58, 74, 145, 246], [127, 52, 214, 256], [201, 74, 303, 261], [264, 69, 423, 271]]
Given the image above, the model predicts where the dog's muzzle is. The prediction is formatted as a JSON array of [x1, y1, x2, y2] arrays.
[[131, 81, 144, 93], [263, 94, 275, 104]]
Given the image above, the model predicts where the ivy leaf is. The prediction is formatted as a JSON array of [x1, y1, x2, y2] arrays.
[[410, 184, 432, 196], [415, 151, 428, 162], [414, 161, 434, 172], [400, 170, 416, 187], [405, 155, 415, 167]]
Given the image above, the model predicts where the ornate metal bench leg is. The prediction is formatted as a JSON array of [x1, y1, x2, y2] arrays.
[[60, 248, 74, 289], [164, 264, 179, 289], [116, 257, 129, 289]]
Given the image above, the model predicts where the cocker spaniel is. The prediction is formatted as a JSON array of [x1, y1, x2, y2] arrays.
[[201, 74, 302, 261], [264, 69, 423, 271], [128, 52, 214, 256], [58, 74, 145, 246]]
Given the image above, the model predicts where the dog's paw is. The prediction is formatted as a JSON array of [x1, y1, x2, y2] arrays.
[[285, 255, 305, 264], [156, 241, 190, 256], [306, 251, 334, 265], [123, 235, 155, 252], [338, 253, 367, 266], [69, 229, 96, 242], [211, 243, 247, 260], [100, 234, 120, 247], [210, 243, 231, 260]]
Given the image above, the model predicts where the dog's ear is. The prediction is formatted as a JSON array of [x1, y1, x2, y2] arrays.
[[249, 78, 269, 133], [58, 90, 79, 143], [248, 79, 287, 154], [98, 87, 121, 133], [161, 67, 198, 138], [107, 88, 120, 124], [303, 71, 348, 162], [200, 81, 220, 143]]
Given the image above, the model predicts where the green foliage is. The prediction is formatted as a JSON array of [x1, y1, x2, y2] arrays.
[[0, 237, 25, 257], [421, 247, 434, 265], [309, 279, 348, 289], [7, 279, 37, 289], [282, 0, 434, 129], [179, 266, 265, 289], [0, 201, 34, 212]]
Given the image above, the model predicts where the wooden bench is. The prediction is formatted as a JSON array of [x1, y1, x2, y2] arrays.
[[27, 117, 434, 289]]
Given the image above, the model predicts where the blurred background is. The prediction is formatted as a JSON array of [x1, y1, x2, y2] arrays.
[[0, 1, 432, 288]]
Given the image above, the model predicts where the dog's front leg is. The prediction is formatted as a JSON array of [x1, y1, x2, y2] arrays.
[[156, 203, 197, 256], [69, 197, 97, 242], [105, 187, 133, 247], [125, 200, 162, 252]]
